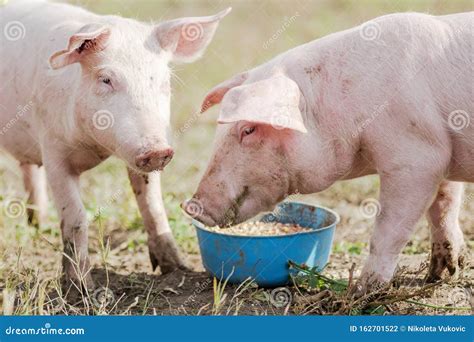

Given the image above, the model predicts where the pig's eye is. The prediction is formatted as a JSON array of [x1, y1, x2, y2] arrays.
[[240, 126, 256, 143], [96, 75, 115, 95], [98, 76, 113, 88], [243, 126, 255, 136]]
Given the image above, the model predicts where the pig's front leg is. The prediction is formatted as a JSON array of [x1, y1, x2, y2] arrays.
[[43, 146, 93, 291], [355, 173, 440, 294], [426, 180, 466, 282], [127, 168, 188, 273]]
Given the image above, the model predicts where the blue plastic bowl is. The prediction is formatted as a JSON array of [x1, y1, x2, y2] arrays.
[[192, 201, 339, 287]]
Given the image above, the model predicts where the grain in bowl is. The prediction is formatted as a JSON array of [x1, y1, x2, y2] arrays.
[[204, 221, 312, 236]]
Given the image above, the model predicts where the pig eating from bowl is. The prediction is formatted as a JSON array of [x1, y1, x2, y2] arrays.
[[183, 12, 473, 293], [0, 1, 231, 289]]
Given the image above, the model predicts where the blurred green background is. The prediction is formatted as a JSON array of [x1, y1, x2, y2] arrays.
[[72, 0, 473, 196]]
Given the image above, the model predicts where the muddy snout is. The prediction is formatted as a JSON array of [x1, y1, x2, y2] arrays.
[[181, 197, 218, 227], [135, 147, 174, 172]]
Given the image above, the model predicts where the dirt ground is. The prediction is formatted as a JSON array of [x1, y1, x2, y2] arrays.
[[2, 180, 472, 316], [55, 251, 473, 316]]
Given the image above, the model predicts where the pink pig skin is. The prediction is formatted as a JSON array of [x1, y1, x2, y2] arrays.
[[185, 12, 473, 293], [0, 1, 231, 289]]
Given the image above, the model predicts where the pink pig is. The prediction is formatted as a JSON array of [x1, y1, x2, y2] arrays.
[[0, 1, 230, 289], [184, 12, 473, 293]]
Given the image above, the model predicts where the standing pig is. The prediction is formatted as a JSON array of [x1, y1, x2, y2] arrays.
[[184, 12, 473, 293], [0, 1, 230, 289]]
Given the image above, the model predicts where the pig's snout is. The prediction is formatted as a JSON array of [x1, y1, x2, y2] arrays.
[[181, 198, 217, 227], [135, 147, 174, 172]]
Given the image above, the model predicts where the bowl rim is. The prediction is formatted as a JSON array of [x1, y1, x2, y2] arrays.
[[191, 201, 340, 239]]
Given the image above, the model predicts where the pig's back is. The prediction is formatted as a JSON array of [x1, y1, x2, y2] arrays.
[[354, 12, 473, 180], [334, 12, 472, 111], [353, 12, 473, 180], [283, 12, 473, 181]]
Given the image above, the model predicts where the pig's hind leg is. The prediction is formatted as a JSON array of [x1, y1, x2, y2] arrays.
[[127, 168, 188, 274], [21, 164, 48, 227], [426, 180, 466, 282]]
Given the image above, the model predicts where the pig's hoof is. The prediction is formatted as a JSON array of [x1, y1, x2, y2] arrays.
[[425, 241, 466, 283], [149, 251, 190, 274], [26, 208, 42, 229], [62, 258, 96, 296], [27, 208, 37, 226], [351, 272, 388, 298], [62, 273, 96, 300], [148, 233, 189, 274]]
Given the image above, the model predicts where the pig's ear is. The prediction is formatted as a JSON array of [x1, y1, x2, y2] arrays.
[[201, 72, 248, 113], [218, 75, 308, 133], [155, 7, 231, 63], [49, 24, 111, 70]]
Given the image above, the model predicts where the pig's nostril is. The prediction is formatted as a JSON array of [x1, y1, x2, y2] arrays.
[[159, 148, 174, 167], [135, 148, 174, 170], [135, 156, 150, 168], [161, 148, 174, 160]]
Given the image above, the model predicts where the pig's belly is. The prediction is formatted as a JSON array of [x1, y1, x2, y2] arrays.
[[0, 121, 42, 165]]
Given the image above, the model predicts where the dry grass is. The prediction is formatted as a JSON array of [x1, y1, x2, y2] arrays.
[[291, 261, 473, 315]]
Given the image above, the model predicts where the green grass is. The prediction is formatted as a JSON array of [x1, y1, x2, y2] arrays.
[[333, 242, 367, 256], [165, 195, 199, 254]]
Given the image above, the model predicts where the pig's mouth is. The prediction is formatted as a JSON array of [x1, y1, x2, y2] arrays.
[[218, 186, 250, 227], [184, 186, 250, 227]]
